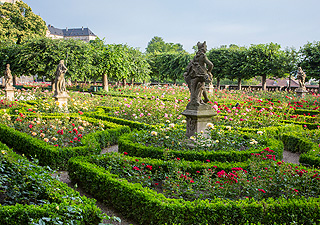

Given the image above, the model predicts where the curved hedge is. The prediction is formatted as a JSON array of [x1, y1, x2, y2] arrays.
[[68, 155, 320, 225], [118, 131, 284, 163]]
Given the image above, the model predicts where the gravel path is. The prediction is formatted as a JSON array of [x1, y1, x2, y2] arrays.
[[282, 150, 300, 164], [57, 146, 300, 225], [57, 145, 137, 225]]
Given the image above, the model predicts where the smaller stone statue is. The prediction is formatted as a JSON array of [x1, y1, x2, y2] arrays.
[[296, 67, 306, 90], [183, 41, 213, 110], [4, 64, 13, 88], [53, 60, 68, 97]]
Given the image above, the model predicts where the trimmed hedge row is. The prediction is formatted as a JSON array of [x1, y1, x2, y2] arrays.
[[87, 111, 155, 130], [68, 155, 320, 225], [0, 148, 102, 225], [117, 131, 284, 163], [295, 108, 320, 116], [94, 92, 176, 102], [88, 152, 250, 175], [0, 115, 130, 169], [280, 119, 320, 130]]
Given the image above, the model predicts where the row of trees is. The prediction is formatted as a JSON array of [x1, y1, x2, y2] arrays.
[[1, 1, 320, 91], [0, 37, 150, 90], [2, 36, 320, 91], [147, 40, 320, 91]]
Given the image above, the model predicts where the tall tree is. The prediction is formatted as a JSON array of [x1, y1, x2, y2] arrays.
[[283, 47, 298, 89], [146, 36, 184, 54], [0, 1, 47, 44], [103, 44, 130, 86], [300, 41, 320, 92], [90, 38, 109, 90], [127, 46, 151, 85], [226, 45, 251, 90], [15, 37, 92, 88], [246, 43, 286, 91], [207, 46, 229, 89]]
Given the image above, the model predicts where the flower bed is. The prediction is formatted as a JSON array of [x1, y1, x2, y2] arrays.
[[0, 147, 103, 225], [1, 113, 107, 148], [68, 152, 320, 224], [81, 150, 320, 201], [0, 113, 130, 169], [118, 127, 284, 163]]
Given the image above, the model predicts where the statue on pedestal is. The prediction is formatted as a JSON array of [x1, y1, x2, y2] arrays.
[[296, 67, 306, 90], [4, 64, 13, 89], [295, 67, 308, 98], [53, 60, 68, 97], [183, 41, 213, 110], [182, 41, 216, 139]]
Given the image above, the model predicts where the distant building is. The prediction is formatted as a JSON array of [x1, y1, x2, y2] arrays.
[[258, 77, 316, 88], [46, 25, 97, 42], [0, 0, 19, 3]]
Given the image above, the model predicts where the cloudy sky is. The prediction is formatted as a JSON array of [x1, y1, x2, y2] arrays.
[[23, 0, 320, 53]]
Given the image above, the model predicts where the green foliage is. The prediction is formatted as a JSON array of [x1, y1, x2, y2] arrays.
[[118, 131, 284, 163], [0, 1, 47, 44], [88, 110, 154, 130], [300, 41, 320, 83], [148, 52, 192, 83], [207, 45, 251, 88], [146, 36, 184, 54], [0, 114, 130, 169], [90, 39, 151, 85], [280, 131, 320, 167], [68, 153, 320, 225], [0, 148, 102, 224], [281, 132, 314, 153], [15, 37, 92, 81], [246, 43, 287, 90]]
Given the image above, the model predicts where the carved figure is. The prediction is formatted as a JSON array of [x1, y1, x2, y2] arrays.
[[296, 67, 306, 90], [53, 60, 68, 97], [4, 64, 13, 88], [183, 41, 213, 109]]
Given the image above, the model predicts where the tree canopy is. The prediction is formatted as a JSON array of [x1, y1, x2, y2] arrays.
[[246, 43, 286, 91], [300, 42, 320, 81], [146, 36, 184, 54], [0, 1, 47, 44], [14, 37, 92, 82]]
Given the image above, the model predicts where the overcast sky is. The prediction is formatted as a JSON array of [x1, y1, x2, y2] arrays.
[[23, 0, 320, 53]]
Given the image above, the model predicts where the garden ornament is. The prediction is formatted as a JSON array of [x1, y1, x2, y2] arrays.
[[53, 60, 68, 97], [183, 41, 213, 110], [297, 67, 306, 90], [4, 64, 13, 88]]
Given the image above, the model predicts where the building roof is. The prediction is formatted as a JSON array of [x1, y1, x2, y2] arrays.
[[47, 25, 96, 37], [48, 25, 64, 36], [63, 27, 96, 37], [258, 77, 315, 87]]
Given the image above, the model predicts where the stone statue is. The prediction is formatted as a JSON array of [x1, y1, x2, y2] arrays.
[[4, 64, 13, 88], [296, 67, 306, 90], [53, 60, 68, 97], [183, 41, 213, 109]]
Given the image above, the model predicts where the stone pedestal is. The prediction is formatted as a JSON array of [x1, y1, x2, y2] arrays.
[[182, 105, 216, 139], [54, 93, 69, 111], [295, 88, 308, 98], [4, 87, 15, 101]]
